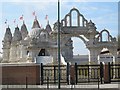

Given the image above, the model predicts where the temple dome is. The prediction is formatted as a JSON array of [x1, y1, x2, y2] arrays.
[[4, 26, 12, 42]]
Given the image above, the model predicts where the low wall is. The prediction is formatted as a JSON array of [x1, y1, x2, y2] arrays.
[[0, 63, 40, 85]]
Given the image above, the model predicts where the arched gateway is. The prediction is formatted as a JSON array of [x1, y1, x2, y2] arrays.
[[54, 8, 118, 64], [2, 8, 118, 64]]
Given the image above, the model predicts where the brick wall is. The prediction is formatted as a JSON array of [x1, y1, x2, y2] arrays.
[[1, 64, 40, 85]]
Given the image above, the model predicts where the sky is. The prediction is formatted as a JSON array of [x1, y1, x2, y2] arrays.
[[0, 0, 119, 55]]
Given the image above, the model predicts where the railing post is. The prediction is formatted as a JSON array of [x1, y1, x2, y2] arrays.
[[88, 65, 90, 83], [67, 62, 69, 85], [104, 62, 111, 83], [98, 76, 99, 90], [26, 77, 28, 89], [47, 77, 49, 89], [108, 62, 111, 83], [100, 62, 103, 84], [54, 66, 56, 84], [41, 63, 43, 85], [75, 63, 78, 84], [111, 62, 113, 79]]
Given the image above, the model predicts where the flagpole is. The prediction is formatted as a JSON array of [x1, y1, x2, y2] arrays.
[[58, 0, 61, 89]]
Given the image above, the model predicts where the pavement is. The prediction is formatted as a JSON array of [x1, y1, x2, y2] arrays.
[[1, 83, 120, 90]]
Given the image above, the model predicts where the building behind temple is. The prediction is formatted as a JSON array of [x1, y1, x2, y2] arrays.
[[1, 8, 119, 65]]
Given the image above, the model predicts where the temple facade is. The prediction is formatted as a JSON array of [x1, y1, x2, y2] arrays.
[[1, 8, 119, 65]]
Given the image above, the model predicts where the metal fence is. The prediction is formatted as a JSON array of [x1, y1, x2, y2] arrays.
[[40, 63, 67, 84], [76, 64, 100, 83], [40, 63, 120, 85], [110, 64, 120, 82]]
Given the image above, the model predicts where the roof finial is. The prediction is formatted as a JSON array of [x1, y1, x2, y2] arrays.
[[35, 16, 37, 20], [23, 20, 25, 24], [47, 20, 49, 25]]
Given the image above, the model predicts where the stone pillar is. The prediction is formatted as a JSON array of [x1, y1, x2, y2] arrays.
[[89, 48, 99, 64], [104, 63, 111, 83], [109, 48, 117, 78]]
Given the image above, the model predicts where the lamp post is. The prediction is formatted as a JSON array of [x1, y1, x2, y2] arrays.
[[58, 0, 61, 89]]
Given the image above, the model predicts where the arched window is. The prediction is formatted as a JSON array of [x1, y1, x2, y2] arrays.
[[38, 49, 45, 56], [27, 51, 29, 55], [38, 49, 50, 56], [71, 11, 78, 26], [66, 16, 70, 26], [101, 30, 109, 42], [80, 16, 83, 26]]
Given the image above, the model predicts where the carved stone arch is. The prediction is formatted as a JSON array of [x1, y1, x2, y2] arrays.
[[70, 10, 78, 26], [109, 35, 112, 41], [61, 8, 88, 28], [65, 14, 70, 26], [77, 35, 87, 43], [63, 35, 87, 47], [95, 33, 101, 42], [61, 19, 65, 27], [69, 8, 80, 14], [79, 15, 85, 27], [100, 29, 110, 42], [98, 32, 101, 42]]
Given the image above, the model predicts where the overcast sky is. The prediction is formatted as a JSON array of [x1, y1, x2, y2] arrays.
[[0, 0, 119, 55]]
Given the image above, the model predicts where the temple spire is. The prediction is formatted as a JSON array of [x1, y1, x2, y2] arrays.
[[32, 16, 40, 29]]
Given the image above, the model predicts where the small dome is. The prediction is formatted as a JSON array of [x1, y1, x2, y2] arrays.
[[29, 28, 41, 38], [40, 30, 48, 41], [12, 26, 22, 41], [21, 21, 28, 39], [4, 26, 12, 42]]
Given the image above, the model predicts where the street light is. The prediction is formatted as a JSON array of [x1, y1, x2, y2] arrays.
[[58, 0, 61, 89]]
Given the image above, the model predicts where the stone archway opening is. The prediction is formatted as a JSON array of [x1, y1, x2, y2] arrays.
[[98, 48, 113, 64], [71, 37, 89, 64]]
